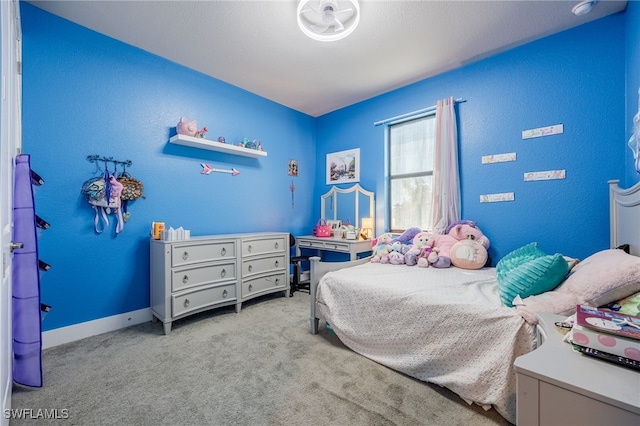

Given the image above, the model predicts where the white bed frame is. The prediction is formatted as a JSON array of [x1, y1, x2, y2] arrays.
[[309, 180, 640, 334]]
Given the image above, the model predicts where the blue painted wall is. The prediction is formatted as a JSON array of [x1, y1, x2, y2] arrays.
[[21, 3, 316, 331], [21, 3, 634, 332], [626, 0, 640, 185], [316, 13, 626, 264]]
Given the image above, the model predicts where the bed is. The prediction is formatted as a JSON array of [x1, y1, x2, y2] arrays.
[[308, 179, 640, 424]]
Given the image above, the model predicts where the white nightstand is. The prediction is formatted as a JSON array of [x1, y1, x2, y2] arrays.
[[515, 312, 640, 426]]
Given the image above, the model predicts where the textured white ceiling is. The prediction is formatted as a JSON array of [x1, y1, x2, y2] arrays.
[[26, 0, 627, 117]]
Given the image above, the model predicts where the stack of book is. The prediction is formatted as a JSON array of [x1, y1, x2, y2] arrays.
[[569, 304, 640, 371]]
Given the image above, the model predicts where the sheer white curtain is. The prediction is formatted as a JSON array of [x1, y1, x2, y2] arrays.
[[430, 97, 461, 234]]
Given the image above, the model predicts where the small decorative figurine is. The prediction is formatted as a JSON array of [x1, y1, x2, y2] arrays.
[[195, 127, 208, 138]]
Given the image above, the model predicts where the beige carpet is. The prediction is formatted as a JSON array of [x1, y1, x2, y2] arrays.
[[11, 292, 510, 425]]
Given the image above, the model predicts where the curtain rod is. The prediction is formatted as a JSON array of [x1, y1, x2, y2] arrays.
[[373, 98, 466, 127]]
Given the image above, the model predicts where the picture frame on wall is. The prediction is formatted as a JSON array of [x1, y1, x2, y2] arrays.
[[326, 148, 360, 184]]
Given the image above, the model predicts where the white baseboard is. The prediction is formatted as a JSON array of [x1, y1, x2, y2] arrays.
[[42, 308, 152, 349]]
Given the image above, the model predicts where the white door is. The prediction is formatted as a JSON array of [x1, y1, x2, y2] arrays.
[[1, 0, 22, 424]]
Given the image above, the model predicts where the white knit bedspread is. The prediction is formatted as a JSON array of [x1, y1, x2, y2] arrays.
[[316, 263, 536, 424]]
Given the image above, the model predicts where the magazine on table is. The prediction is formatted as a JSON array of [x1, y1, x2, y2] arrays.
[[575, 305, 640, 341]]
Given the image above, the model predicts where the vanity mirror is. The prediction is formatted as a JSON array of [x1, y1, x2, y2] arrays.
[[321, 184, 375, 238]]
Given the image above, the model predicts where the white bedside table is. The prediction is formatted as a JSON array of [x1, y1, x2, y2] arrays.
[[514, 312, 640, 426]]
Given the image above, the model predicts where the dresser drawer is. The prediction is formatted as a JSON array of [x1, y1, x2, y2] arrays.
[[171, 262, 236, 292], [172, 283, 236, 317], [242, 273, 286, 297], [172, 241, 236, 267], [242, 254, 285, 277], [242, 237, 285, 257]]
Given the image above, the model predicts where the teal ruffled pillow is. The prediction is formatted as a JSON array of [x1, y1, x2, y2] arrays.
[[496, 242, 546, 282], [497, 246, 570, 307]]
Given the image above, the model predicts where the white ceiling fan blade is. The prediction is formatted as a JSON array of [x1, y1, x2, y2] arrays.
[[311, 23, 331, 32], [334, 17, 344, 32]]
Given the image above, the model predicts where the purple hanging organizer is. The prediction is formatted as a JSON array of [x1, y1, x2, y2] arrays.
[[12, 154, 43, 387]]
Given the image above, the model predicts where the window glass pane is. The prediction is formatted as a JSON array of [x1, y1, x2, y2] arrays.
[[389, 118, 435, 176], [390, 175, 433, 231], [388, 114, 436, 231]]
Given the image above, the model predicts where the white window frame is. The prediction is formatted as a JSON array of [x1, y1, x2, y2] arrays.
[[386, 114, 436, 233]]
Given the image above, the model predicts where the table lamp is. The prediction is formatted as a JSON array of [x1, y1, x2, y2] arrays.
[[361, 217, 374, 239]]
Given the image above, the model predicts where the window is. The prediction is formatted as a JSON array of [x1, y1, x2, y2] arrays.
[[387, 115, 436, 232]]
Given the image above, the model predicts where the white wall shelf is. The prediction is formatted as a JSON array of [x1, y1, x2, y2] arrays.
[[169, 134, 267, 158]]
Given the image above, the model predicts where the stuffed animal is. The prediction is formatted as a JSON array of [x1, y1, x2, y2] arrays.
[[371, 233, 393, 263], [405, 231, 437, 267], [446, 220, 490, 249], [388, 241, 406, 265], [450, 239, 488, 270], [391, 227, 422, 246], [177, 117, 198, 137], [431, 234, 456, 268], [433, 221, 490, 268]]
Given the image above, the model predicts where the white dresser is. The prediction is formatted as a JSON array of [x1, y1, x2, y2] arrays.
[[150, 232, 289, 334], [515, 312, 640, 425]]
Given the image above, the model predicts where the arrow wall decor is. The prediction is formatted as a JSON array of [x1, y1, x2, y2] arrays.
[[201, 163, 240, 176]]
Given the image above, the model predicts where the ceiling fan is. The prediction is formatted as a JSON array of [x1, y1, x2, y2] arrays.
[[297, 0, 361, 42]]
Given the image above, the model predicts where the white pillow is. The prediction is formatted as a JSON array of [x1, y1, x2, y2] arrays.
[[515, 249, 640, 324]]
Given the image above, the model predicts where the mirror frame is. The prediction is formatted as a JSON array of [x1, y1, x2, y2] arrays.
[[321, 183, 375, 230]]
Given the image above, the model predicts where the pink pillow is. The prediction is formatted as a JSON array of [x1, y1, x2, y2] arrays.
[[515, 249, 640, 324]]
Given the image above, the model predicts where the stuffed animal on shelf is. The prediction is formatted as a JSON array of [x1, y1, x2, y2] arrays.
[[371, 233, 393, 263], [177, 117, 198, 137]]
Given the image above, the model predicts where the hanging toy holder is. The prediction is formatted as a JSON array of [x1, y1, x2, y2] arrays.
[[82, 155, 138, 234]]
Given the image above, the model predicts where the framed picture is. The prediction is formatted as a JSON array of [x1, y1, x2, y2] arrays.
[[326, 220, 342, 234], [326, 148, 360, 184], [288, 159, 298, 176]]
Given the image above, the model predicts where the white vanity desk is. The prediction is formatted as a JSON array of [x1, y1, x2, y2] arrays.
[[298, 183, 375, 261], [515, 312, 640, 425], [295, 235, 372, 261]]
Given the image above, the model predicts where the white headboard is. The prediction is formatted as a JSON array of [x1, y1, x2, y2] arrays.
[[609, 179, 640, 256]]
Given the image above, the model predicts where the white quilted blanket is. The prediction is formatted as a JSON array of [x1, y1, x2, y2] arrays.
[[316, 263, 536, 424]]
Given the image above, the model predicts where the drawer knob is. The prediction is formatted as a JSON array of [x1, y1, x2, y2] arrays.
[[248, 244, 253, 253], [275, 278, 280, 285], [248, 265, 253, 272], [222, 289, 228, 298], [183, 299, 190, 308], [221, 247, 226, 256], [274, 260, 279, 267], [182, 275, 189, 284], [248, 284, 253, 292], [182, 251, 189, 260], [275, 242, 279, 249], [221, 269, 226, 278]]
